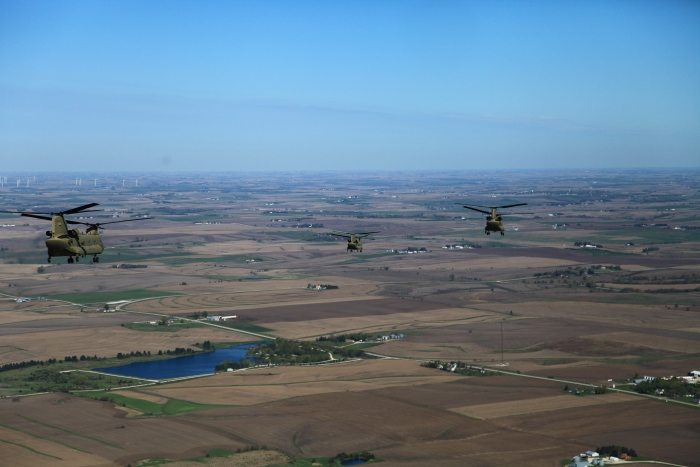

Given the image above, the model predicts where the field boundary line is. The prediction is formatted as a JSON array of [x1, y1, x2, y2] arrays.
[[60, 369, 159, 383], [16, 415, 123, 449], [0, 422, 93, 454], [0, 437, 62, 460]]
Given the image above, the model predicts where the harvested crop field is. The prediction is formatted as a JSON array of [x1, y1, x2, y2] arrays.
[[526, 357, 700, 383], [127, 295, 444, 324], [375, 430, 584, 467], [182, 390, 489, 458], [588, 331, 700, 353], [266, 307, 496, 338], [371, 316, 700, 361], [368, 374, 567, 409], [490, 399, 700, 467], [449, 392, 638, 419], [0, 393, 247, 465], [0, 313, 143, 337], [125, 286, 380, 314], [0, 325, 257, 364], [157, 359, 441, 388], [0, 310, 80, 325], [150, 374, 462, 405], [476, 301, 700, 330], [0, 424, 107, 467]]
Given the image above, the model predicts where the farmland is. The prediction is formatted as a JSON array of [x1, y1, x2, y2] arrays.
[[1, 170, 699, 466]]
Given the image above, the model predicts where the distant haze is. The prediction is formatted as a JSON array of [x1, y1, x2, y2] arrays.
[[1, 1, 699, 171]]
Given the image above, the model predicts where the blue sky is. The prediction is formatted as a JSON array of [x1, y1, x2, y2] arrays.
[[1, 0, 698, 171]]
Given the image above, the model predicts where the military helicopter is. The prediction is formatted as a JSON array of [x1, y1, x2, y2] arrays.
[[329, 231, 379, 252], [0, 203, 152, 263], [457, 203, 527, 236]]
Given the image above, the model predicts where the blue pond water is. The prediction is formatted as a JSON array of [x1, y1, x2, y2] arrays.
[[95, 343, 259, 380], [340, 460, 366, 466]]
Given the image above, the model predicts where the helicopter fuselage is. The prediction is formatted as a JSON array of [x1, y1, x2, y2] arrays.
[[485, 215, 504, 234], [45, 215, 104, 263], [46, 229, 104, 258], [347, 236, 363, 251]]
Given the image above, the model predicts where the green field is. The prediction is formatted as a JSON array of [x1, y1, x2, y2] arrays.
[[218, 321, 274, 333], [50, 289, 180, 304], [78, 390, 225, 415], [158, 254, 271, 266]]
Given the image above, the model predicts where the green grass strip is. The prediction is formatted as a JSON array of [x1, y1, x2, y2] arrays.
[[17, 415, 123, 449], [292, 431, 304, 454], [74, 391, 226, 416], [0, 423, 92, 454], [0, 437, 62, 460]]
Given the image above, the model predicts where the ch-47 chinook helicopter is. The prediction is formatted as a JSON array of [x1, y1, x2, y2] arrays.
[[457, 203, 527, 236], [329, 231, 379, 252], [0, 203, 152, 264]]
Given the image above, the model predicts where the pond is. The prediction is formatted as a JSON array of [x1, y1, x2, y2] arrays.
[[340, 460, 366, 466], [95, 343, 259, 380]]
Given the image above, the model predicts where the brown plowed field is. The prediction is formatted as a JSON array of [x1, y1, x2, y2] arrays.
[[127, 295, 444, 324], [182, 391, 491, 457], [0, 393, 247, 465], [526, 356, 700, 383], [490, 400, 700, 467], [0, 425, 107, 467], [157, 359, 442, 388], [368, 375, 566, 409], [376, 431, 584, 467], [588, 331, 700, 353], [266, 307, 495, 338], [450, 392, 638, 419], [476, 301, 700, 331], [125, 287, 380, 314], [151, 374, 462, 405]]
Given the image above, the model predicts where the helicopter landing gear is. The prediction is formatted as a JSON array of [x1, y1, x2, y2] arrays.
[[92, 256, 99, 263], [47, 256, 51, 264], [360, 249, 363, 252], [75, 256, 79, 262], [486, 230, 490, 235], [501, 231, 505, 236], [68, 257, 74, 264]]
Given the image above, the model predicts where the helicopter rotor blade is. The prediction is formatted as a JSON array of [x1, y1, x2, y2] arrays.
[[497, 203, 528, 209], [61, 203, 100, 215], [459, 205, 491, 215], [67, 217, 153, 228], [92, 217, 153, 226], [20, 213, 54, 221]]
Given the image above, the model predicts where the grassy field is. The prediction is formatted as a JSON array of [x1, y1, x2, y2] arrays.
[[77, 390, 226, 415], [158, 254, 271, 265], [49, 289, 180, 304], [218, 321, 274, 333]]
